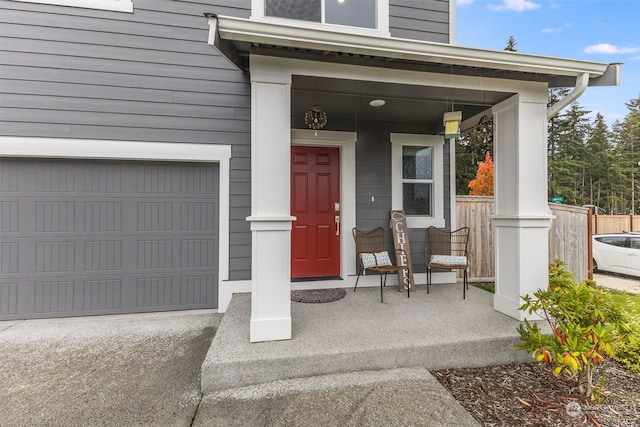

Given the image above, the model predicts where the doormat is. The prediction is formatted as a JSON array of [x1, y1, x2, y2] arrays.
[[291, 288, 347, 303]]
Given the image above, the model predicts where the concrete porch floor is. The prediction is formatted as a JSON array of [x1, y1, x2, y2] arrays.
[[201, 282, 535, 393]]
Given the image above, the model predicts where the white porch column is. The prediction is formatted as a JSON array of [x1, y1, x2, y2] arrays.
[[247, 58, 294, 342], [492, 93, 553, 320]]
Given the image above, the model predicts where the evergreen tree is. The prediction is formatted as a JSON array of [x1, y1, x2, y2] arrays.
[[584, 113, 614, 209], [548, 99, 591, 205], [504, 35, 517, 52], [456, 116, 493, 194], [610, 95, 640, 213]]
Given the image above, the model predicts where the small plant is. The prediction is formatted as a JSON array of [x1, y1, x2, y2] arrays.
[[516, 260, 638, 400], [613, 340, 640, 373], [472, 282, 495, 293]]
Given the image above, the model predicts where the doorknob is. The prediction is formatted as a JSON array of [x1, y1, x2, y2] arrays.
[[335, 215, 340, 236]]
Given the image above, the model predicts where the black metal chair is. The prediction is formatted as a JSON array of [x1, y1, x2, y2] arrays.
[[425, 226, 470, 298], [353, 227, 409, 302]]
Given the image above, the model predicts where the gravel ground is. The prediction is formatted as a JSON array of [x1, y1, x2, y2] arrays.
[[0, 311, 218, 427]]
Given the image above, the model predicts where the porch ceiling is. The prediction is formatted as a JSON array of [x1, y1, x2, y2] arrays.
[[291, 75, 511, 125]]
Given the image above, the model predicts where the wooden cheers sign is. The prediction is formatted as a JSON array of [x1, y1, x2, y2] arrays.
[[390, 210, 415, 292]]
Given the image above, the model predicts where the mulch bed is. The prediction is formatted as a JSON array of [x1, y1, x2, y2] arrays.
[[433, 359, 640, 426]]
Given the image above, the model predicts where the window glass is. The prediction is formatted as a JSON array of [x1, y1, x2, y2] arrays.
[[326, 0, 376, 29], [403, 183, 431, 216], [630, 238, 640, 250], [401, 145, 433, 216], [265, 0, 321, 22], [598, 237, 627, 247], [264, 0, 376, 29], [402, 146, 432, 180]]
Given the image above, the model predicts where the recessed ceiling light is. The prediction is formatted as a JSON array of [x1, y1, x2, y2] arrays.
[[369, 99, 385, 107]]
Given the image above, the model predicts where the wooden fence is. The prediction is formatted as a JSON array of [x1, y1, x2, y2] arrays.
[[591, 214, 640, 234], [456, 196, 495, 281], [456, 196, 589, 282]]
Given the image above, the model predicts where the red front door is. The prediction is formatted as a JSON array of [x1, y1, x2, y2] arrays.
[[291, 146, 341, 278]]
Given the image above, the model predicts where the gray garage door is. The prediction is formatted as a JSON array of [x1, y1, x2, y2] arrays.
[[0, 158, 219, 320]]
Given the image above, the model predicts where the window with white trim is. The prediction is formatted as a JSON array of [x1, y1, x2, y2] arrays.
[[10, 0, 133, 12], [391, 134, 445, 229], [252, 0, 390, 36]]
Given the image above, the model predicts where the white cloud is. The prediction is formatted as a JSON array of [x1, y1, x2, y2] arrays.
[[491, 0, 541, 12], [580, 104, 623, 127], [541, 22, 572, 34], [584, 43, 640, 54], [457, 0, 475, 5], [590, 110, 624, 126], [631, 55, 640, 61]]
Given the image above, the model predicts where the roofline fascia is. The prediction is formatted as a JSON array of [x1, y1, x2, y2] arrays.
[[208, 15, 615, 82]]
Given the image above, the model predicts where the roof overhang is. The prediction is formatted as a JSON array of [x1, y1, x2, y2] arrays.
[[206, 14, 620, 88]]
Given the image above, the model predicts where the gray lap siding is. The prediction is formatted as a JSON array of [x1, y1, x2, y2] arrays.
[[0, 0, 452, 283], [390, 0, 450, 43], [0, 0, 253, 280]]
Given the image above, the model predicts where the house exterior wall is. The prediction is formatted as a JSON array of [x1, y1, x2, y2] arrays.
[[0, 0, 252, 281], [354, 121, 451, 274], [1, 0, 453, 286], [390, 0, 450, 43]]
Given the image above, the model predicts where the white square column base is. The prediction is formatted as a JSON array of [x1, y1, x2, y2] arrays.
[[492, 216, 552, 320], [248, 218, 295, 342]]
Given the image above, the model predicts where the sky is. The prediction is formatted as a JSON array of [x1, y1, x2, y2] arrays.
[[456, 0, 640, 126]]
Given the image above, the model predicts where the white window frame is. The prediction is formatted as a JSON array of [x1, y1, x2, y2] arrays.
[[251, 0, 390, 37], [10, 0, 133, 13], [391, 133, 445, 229]]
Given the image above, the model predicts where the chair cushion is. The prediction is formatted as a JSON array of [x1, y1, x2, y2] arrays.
[[430, 255, 467, 266], [361, 251, 392, 268]]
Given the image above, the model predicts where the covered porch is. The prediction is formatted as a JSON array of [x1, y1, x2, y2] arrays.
[[207, 14, 620, 343], [201, 283, 535, 393]]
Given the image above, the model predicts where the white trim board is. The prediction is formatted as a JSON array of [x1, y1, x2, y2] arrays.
[[0, 136, 231, 306], [9, 0, 133, 12], [250, 55, 549, 104]]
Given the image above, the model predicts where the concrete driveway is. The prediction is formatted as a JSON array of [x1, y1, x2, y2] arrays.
[[3, 274, 636, 427], [0, 306, 479, 427], [0, 310, 219, 427], [593, 272, 640, 294]]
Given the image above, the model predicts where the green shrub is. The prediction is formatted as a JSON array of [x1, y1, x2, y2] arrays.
[[516, 260, 638, 400], [613, 338, 640, 373]]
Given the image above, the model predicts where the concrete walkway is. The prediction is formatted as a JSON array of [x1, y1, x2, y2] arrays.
[[194, 367, 479, 427], [594, 272, 640, 294]]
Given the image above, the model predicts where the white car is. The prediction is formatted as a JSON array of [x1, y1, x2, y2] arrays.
[[592, 232, 640, 277]]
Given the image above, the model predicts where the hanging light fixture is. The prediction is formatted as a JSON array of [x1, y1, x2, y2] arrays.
[[305, 103, 328, 136], [443, 110, 462, 139]]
